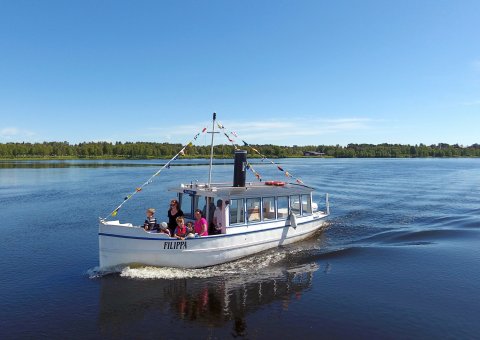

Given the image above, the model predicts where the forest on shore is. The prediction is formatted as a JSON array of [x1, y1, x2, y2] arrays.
[[1, 141, 480, 159]]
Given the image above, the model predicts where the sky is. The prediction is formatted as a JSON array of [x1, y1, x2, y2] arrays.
[[0, 0, 479, 146]]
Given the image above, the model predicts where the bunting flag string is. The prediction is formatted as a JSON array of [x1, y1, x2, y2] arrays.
[[217, 122, 239, 151], [246, 161, 262, 181], [217, 121, 305, 185], [104, 129, 207, 220]]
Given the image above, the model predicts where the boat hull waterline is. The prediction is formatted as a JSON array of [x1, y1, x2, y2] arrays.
[[99, 213, 328, 269]]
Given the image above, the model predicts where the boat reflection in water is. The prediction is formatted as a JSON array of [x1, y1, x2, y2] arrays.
[[97, 261, 320, 337]]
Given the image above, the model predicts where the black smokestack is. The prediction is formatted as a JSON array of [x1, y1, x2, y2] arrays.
[[233, 150, 247, 187]]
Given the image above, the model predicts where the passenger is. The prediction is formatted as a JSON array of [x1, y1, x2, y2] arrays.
[[158, 222, 171, 237], [143, 208, 159, 232], [174, 216, 188, 240], [186, 221, 195, 238], [167, 199, 184, 236], [194, 209, 208, 236], [213, 199, 225, 235]]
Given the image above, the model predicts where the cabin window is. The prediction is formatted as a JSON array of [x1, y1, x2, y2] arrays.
[[246, 198, 261, 223], [179, 193, 199, 219], [290, 195, 301, 216], [262, 197, 276, 220], [202, 196, 216, 227], [302, 194, 312, 215], [229, 198, 245, 225], [277, 196, 289, 219]]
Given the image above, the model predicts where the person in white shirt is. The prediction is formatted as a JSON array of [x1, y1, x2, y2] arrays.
[[213, 199, 225, 234]]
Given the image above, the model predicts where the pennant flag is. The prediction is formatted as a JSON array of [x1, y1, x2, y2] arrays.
[[136, 187, 142, 192], [243, 140, 248, 146], [111, 209, 118, 217], [277, 166, 284, 172], [296, 179, 304, 184], [285, 171, 291, 177], [166, 163, 171, 169], [232, 131, 238, 137], [202, 127, 207, 132]]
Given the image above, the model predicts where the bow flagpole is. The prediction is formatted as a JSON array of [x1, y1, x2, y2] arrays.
[[207, 112, 218, 187]]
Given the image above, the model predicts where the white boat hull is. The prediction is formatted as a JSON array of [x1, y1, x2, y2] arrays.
[[99, 213, 328, 269]]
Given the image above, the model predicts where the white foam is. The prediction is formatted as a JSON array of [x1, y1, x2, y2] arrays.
[[119, 266, 217, 279], [87, 265, 126, 279], [88, 246, 291, 280]]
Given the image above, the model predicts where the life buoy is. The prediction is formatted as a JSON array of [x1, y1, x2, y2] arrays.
[[265, 181, 275, 186], [273, 181, 285, 186]]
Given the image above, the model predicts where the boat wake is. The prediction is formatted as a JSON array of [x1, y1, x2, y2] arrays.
[[88, 246, 296, 280]]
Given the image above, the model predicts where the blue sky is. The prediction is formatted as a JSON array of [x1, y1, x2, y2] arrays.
[[0, 0, 479, 146]]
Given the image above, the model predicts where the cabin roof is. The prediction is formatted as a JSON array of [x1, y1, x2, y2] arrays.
[[168, 182, 314, 198]]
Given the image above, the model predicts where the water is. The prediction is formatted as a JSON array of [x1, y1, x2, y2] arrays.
[[1, 158, 479, 338]]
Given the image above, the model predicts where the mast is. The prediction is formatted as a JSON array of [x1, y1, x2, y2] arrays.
[[207, 112, 216, 187]]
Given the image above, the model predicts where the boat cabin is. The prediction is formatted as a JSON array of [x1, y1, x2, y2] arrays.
[[169, 181, 315, 234]]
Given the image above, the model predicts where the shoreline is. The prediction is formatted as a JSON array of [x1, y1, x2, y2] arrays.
[[1, 155, 479, 161]]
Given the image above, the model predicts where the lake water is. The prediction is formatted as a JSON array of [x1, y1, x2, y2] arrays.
[[1, 158, 479, 338]]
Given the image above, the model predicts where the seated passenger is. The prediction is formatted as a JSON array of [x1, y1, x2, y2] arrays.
[[158, 222, 171, 237], [174, 216, 188, 240], [186, 221, 195, 238], [194, 209, 208, 236], [143, 208, 159, 232], [167, 199, 184, 237]]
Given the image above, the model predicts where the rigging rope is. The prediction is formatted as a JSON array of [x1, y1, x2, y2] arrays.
[[216, 121, 304, 185], [103, 128, 207, 220], [215, 122, 263, 182]]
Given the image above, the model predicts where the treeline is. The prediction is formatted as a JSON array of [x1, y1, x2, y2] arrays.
[[1, 141, 480, 159]]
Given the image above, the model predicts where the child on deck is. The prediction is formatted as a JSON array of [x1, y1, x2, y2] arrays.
[[174, 216, 188, 240], [186, 221, 195, 238], [143, 208, 159, 232], [158, 222, 171, 237]]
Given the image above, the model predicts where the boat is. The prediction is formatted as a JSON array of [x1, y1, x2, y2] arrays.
[[98, 113, 330, 269]]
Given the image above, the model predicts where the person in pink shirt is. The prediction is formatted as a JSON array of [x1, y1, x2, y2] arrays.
[[194, 209, 208, 236]]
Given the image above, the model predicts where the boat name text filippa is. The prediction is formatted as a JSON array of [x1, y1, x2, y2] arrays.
[[164, 241, 187, 250]]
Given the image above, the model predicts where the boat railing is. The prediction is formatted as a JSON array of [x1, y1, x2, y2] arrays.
[[181, 182, 260, 191]]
